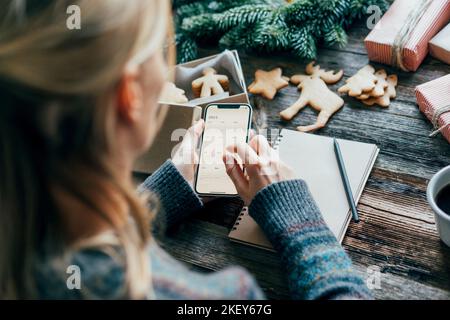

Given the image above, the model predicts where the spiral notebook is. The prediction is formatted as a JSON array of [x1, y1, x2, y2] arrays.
[[228, 129, 379, 251]]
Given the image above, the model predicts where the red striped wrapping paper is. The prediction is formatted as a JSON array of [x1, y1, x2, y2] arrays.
[[415, 74, 450, 142], [365, 0, 450, 72]]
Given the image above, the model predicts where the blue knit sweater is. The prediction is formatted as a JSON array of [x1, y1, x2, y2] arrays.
[[36, 160, 371, 299]]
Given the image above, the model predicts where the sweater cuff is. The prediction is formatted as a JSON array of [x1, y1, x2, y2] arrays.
[[249, 180, 371, 300], [139, 160, 203, 229], [249, 179, 325, 243]]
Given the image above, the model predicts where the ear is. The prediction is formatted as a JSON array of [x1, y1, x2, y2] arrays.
[[116, 66, 143, 124]]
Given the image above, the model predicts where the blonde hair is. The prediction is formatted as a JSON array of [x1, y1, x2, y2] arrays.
[[0, 0, 171, 299]]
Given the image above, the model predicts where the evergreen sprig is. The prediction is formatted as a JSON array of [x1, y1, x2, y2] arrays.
[[173, 0, 389, 63], [217, 5, 274, 30]]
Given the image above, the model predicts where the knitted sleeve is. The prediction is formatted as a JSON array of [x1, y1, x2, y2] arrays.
[[249, 180, 372, 300], [138, 160, 203, 230]]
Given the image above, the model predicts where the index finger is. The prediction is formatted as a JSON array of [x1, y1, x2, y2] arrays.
[[249, 135, 273, 159], [226, 142, 260, 166]]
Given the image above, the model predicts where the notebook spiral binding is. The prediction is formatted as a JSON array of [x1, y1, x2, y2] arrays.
[[272, 132, 283, 150], [231, 132, 284, 232], [232, 206, 247, 231]]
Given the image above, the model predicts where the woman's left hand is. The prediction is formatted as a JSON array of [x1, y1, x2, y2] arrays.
[[172, 119, 204, 187]]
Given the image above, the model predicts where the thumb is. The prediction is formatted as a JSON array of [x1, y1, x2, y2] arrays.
[[223, 151, 248, 195]]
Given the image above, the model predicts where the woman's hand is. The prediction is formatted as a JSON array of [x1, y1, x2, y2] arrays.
[[172, 120, 204, 187], [223, 135, 295, 205]]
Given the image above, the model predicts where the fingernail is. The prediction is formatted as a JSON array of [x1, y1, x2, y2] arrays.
[[224, 152, 233, 165]]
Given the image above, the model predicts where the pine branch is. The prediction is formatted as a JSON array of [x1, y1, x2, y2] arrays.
[[323, 24, 348, 48], [176, 2, 212, 20], [219, 25, 255, 50], [216, 0, 284, 11], [172, 0, 204, 9], [217, 5, 274, 30], [176, 34, 198, 63], [348, 0, 389, 22], [282, 0, 317, 24], [316, 0, 340, 12], [181, 13, 220, 38], [289, 25, 317, 60], [251, 14, 290, 51], [174, 0, 390, 63]]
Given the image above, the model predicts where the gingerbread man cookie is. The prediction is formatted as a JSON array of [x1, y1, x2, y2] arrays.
[[338, 65, 377, 97], [280, 62, 344, 132], [159, 82, 188, 104], [248, 68, 289, 100], [362, 74, 398, 107], [192, 67, 229, 98]]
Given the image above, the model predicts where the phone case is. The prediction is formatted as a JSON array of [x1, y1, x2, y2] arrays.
[[195, 103, 252, 197]]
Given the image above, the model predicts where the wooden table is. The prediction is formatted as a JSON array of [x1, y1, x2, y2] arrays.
[[155, 21, 450, 299]]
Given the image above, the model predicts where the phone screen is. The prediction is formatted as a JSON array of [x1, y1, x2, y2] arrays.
[[195, 104, 252, 195]]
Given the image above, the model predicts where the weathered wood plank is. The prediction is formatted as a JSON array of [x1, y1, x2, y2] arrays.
[[351, 264, 450, 300], [340, 168, 450, 293]]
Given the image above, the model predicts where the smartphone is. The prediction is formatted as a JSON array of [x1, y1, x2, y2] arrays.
[[195, 104, 252, 196]]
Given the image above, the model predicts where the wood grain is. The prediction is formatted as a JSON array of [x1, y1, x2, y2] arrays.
[[152, 19, 450, 299]]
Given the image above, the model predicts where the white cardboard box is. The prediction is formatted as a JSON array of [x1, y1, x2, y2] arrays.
[[165, 50, 250, 108], [135, 50, 250, 174]]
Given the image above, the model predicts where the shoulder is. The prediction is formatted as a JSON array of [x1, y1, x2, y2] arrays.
[[36, 247, 126, 300]]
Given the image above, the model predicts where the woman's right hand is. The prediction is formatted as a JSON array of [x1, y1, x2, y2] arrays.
[[223, 135, 295, 205]]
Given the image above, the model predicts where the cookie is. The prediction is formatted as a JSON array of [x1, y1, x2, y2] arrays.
[[338, 65, 377, 97], [305, 61, 344, 84], [159, 82, 188, 104], [280, 62, 344, 132], [248, 68, 289, 100], [362, 74, 398, 107], [192, 67, 229, 98], [356, 69, 388, 100]]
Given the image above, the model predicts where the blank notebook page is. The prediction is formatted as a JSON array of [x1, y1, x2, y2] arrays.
[[277, 130, 378, 239], [229, 129, 379, 249]]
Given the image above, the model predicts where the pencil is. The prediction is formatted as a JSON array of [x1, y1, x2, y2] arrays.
[[333, 139, 359, 223]]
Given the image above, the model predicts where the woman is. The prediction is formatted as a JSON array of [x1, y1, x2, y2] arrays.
[[0, 0, 371, 299]]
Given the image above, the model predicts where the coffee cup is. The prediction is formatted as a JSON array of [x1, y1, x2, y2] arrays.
[[427, 165, 450, 247]]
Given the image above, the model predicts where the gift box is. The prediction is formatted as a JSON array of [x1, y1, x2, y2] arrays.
[[161, 50, 250, 108], [365, 0, 450, 72], [430, 23, 450, 65], [415, 74, 450, 143]]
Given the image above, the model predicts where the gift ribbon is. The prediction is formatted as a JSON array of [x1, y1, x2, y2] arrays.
[[429, 104, 450, 137], [391, 0, 434, 71]]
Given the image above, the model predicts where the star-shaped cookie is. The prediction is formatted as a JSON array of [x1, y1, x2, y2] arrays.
[[248, 68, 289, 100]]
